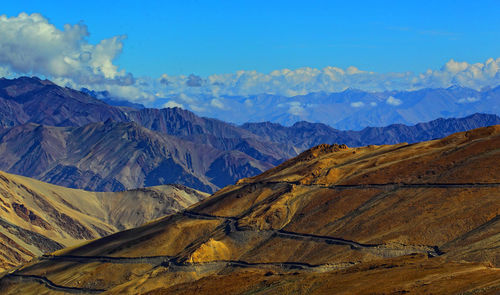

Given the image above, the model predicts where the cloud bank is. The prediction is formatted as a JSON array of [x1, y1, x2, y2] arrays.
[[157, 58, 500, 98], [0, 13, 152, 100], [1, 12, 500, 109], [0, 13, 132, 83]]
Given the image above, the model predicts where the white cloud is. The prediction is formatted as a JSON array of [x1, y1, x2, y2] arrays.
[[210, 98, 226, 109], [162, 101, 184, 109], [150, 57, 500, 105], [178, 93, 197, 104], [0, 13, 131, 85], [189, 104, 206, 112], [350, 101, 365, 108], [370, 102, 377, 106], [457, 97, 480, 104], [386, 96, 402, 106]]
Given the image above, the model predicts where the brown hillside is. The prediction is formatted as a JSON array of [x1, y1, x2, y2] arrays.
[[0, 171, 207, 272], [1, 126, 499, 294]]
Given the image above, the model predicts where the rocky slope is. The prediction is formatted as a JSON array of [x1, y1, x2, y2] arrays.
[[0, 121, 272, 192], [1, 126, 498, 294], [0, 170, 207, 272]]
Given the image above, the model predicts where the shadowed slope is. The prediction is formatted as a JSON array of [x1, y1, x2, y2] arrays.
[[0, 121, 273, 192]]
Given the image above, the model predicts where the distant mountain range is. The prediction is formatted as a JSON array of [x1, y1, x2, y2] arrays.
[[241, 113, 500, 151], [0, 76, 499, 192], [175, 85, 500, 130]]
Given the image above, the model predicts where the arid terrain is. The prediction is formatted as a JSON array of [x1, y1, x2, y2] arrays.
[[1, 125, 498, 294], [0, 170, 207, 272]]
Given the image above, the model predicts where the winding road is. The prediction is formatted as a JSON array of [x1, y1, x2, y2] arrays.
[[3, 181, 493, 293], [1, 273, 105, 294], [260, 181, 500, 190]]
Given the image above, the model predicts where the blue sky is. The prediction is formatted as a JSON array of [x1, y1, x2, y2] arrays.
[[3, 0, 500, 77]]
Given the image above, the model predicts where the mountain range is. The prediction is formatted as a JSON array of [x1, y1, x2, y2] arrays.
[[168, 85, 500, 130], [1, 125, 498, 294], [0, 76, 499, 193]]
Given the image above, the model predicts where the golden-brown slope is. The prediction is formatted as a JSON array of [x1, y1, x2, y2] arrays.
[[0, 170, 207, 272], [1, 126, 499, 294]]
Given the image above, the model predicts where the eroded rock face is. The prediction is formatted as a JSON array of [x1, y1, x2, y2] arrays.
[[0, 121, 277, 193], [11, 203, 52, 230]]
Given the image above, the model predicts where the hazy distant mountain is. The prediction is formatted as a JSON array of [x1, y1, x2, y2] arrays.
[[0, 76, 498, 193], [181, 86, 500, 130]]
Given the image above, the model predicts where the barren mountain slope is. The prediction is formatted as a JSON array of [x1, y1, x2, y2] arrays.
[[0, 121, 273, 192], [1, 126, 499, 294], [0, 170, 207, 272]]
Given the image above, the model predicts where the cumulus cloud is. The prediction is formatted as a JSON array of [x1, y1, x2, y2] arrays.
[[151, 57, 500, 105], [159, 74, 170, 86], [386, 96, 402, 106], [350, 101, 365, 108], [189, 104, 206, 112], [0, 13, 132, 86], [244, 99, 253, 107], [177, 93, 197, 104], [0, 66, 10, 77], [287, 101, 306, 116]]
